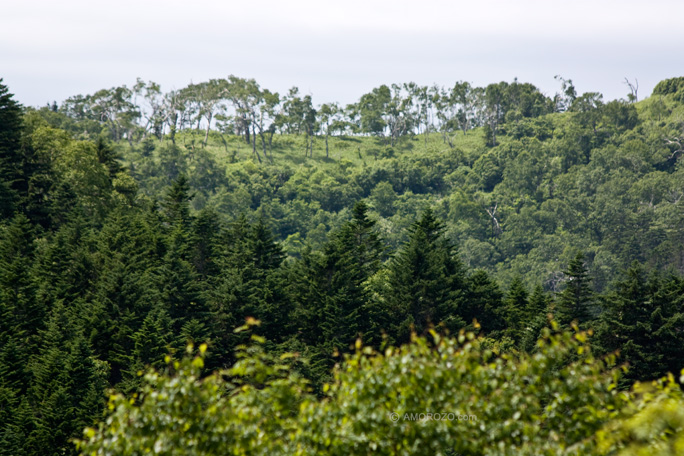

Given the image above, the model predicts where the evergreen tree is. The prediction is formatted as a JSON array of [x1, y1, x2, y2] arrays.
[[88, 209, 165, 384], [119, 308, 174, 391], [461, 269, 505, 334], [527, 284, 549, 316], [94, 135, 123, 179], [207, 216, 290, 366], [157, 178, 211, 337], [159, 228, 206, 330], [520, 284, 551, 352], [650, 274, 684, 382], [286, 248, 332, 385], [0, 79, 23, 217], [312, 201, 384, 349], [385, 208, 466, 343], [247, 218, 290, 340], [30, 216, 98, 308], [595, 262, 684, 385], [0, 396, 33, 456], [595, 262, 654, 384], [555, 252, 593, 326], [0, 215, 41, 365], [503, 276, 528, 342], [287, 247, 325, 347], [27, 302, 106, 455], [190, 207, 223, 279], [161, 174, 193, 228]]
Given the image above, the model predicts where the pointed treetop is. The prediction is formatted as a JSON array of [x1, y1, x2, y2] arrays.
[[409, 207, 447, 243]]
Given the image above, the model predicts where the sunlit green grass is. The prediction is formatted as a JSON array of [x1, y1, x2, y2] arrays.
[[172, 127, 488, 172]]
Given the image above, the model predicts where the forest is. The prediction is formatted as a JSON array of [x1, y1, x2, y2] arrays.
[[1, 75, 684, 455]]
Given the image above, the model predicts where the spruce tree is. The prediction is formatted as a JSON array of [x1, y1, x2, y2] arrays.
[[527, 284, 549, 316], [0, 214, 41, 374], [88, 209, 165, 384], [284, 202, 385, 386], [317, 201, 384, 349], [160, 229, 206, 331], [520, 284, 551, 352], [119, 308, 174, 391], [27, 302, 106, 455], [594, 262, 654, 384], [157, 177, 211, 337], [555, 252, 593, 326], [385, 208, 466, 343], [247, 218, 290, 340], [0, 396, 33, 456], [94, 135, 123, 179], [190, 207, 223, 279], [462, 269, 505, 334], [503, 276, 528, 342], [207, 215, 290, 366], [161, 174, 193, 228], [595, 262, 684, 385], [0, 79, 23, 217]]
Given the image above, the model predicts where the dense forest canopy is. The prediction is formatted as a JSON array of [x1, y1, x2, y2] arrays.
[[30, 74, 684, 291], [1, 75, 684, 454]]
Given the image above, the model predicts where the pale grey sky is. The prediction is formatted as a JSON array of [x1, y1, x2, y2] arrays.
[[2, 0, 684, 107]]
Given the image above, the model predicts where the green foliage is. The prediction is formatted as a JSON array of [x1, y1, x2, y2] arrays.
[[76, 339, 310, 455], [652, 77, 684, 97], [594, 262, 684, 386], [385, 209, 467, 343], [502, 276, 528, 342], [0, 79, 23, 216], [555, 252, 594, 326], [461, 269, 504, 333], [4, 76, 684, 455], [76, 327, 647, 456], [596, 374, 684, 455]]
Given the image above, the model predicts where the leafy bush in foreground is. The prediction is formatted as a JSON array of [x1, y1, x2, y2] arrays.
[[76, 322, 684, 456]]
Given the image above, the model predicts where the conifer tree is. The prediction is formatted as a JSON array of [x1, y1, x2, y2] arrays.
[[94, 135, 123, 179], [318, 201, 384, 348], [595, 262, 684, 385], [247, 218, 290, 340], [87, 209, 166, 383], [0, 79, 23, 217], [595, 262, 654, 383], [27, 302, 106, 455], [29, 216, 98, 310], [157, 177, 211, 338], [287, 247, 327, 347], [555, 252, 593, 326], [190, 207, 223, 279], [0, 214, 41, 369], [119, 308, 174, 391], [461, 269, 505, 334], [160, 231, 206, 329], [161, 174, 193, 228], [527, 283, 550, 315], [520, 284, 551, 352], [385, 208, 466, 343], [207, 215, 290, 365], [503, 276, 528, 342], [0, 396, 32, 456]]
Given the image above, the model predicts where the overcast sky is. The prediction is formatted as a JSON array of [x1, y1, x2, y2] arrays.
[[2, 0, 684, 107]]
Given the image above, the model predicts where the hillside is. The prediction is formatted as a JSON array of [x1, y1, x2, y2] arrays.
[[2, 76, 684, 454], [102, 79, 684, 293]]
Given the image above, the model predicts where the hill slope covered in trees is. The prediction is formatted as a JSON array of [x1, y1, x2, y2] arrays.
[[1, 76, 684, 454]]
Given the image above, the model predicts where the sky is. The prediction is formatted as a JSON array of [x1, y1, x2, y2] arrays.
[[2, 0, 684, 107]]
